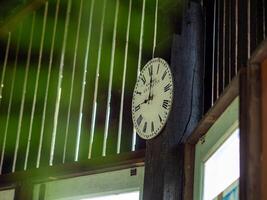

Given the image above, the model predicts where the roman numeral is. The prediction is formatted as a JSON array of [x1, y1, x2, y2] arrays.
[[135, 105, 140, 112], [162, 100, 170, 109], [164, 83, 172, 92], [143, 122, 147, 133], [140, 74, 146, 84], [135, 91, 141, 95], [151, 121, 154, 132], [157, 64, 160, 74], [148, 65, 153, 76], [137, 115, 143, 126], [161, 70, 167, 80], [158, 114, 162, 122]]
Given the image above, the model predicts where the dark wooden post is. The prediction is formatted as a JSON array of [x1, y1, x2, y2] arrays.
[[239, 65, 261, 200], [239, 39, 267, 200], [261, 59, 267, 200], [142, 2, 204, 200]]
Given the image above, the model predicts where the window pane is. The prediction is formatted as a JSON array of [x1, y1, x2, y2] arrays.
[[203, 129, 239, 200], [81, 191, 139, 200]]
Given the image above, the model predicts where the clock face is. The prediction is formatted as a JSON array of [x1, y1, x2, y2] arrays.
[[132, 58, 173, 140]]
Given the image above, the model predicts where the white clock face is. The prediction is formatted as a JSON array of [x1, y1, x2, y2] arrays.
[[132, 58, 173, 140]]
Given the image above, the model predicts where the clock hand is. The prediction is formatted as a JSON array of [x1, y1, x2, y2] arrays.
[[140, 98, 148, 105], [148, 69, 153, 101]]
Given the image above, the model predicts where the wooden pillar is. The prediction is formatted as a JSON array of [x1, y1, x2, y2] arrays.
[[142, 2, 204, 200], [239, 65, 261, 200], [261, 59, 267, 200]]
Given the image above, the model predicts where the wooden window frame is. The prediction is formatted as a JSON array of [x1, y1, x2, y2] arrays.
[[184, 38, 267, 200], [193, 98, 239, 200]]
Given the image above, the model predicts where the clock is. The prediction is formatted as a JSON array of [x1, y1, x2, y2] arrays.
[[132, 57, 174, 140]]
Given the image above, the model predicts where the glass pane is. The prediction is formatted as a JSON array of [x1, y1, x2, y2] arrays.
[[81, 191, 139, 200], [203, 129, 240, 200]]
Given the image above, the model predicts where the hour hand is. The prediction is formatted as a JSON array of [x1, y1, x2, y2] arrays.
[[148, 77, 153, 100], [134, 99, 148, 111]]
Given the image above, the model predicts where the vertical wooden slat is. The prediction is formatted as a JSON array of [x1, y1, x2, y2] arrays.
[[50, 0, 72, 166], [0, 32, 11, 105], [224, 0, 232, 83], [218, 0, 224, 95], [215, 0, 220, 100], [230, 0, 237, 79], [25, 2, 48, 170], [152, 0, 158, 58], [137, 0, 146, 75], [0, 28, 21, 174], [237, 0, 248, 68], [249, 0, 262, 55], [132, 0, 146, 151], [247, 0, 251, 57], [102, 0, 119, 157], [203, 0, 215, 112], [224, 0, 230, 86], [211, 0, 217, 105], [88, 0, 107, 159], [235, 0, 239, 74], [37, 0, 60, 168], [13, 13, 36, 172], [63, 0, 84, 163], [77, 0, 95, 160], [0, 32, 10, 167], [221, 0, 226, 90], [256, 0, 264, 44], [117, 0, 132, 154], [227, 0, 232, 83]]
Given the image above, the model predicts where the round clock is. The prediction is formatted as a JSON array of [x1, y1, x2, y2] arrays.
[[132, 57, 174, 140]]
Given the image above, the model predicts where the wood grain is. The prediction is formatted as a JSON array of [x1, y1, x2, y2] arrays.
[[261, 59, 267, 200], [142, 2, 204, 200], [239, 65, 261, 200]]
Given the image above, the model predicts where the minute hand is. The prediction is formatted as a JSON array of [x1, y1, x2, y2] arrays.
[[148, 69, 153, 100]]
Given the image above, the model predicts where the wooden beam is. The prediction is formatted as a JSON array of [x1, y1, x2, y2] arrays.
[[0, 150, 145, 189], [239, 65, 261, 200], [250, 39, 267, 65], [187, 75, 239, 144], [0, 0, 45, 37], [142, 2, 204, 200]]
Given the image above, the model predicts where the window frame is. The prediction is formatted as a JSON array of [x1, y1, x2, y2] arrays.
[[193, 97, 239, 200]]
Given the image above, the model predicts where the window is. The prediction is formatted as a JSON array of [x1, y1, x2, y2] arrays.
[[81, 191, 139, 200], [33, 167, 144, 200], [194, 98, 239, 200]]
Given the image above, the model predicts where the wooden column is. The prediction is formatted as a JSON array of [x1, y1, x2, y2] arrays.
[[142, 2, 204, 200], [261, 59, 267, 200], [239, 65, 261, 200]]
